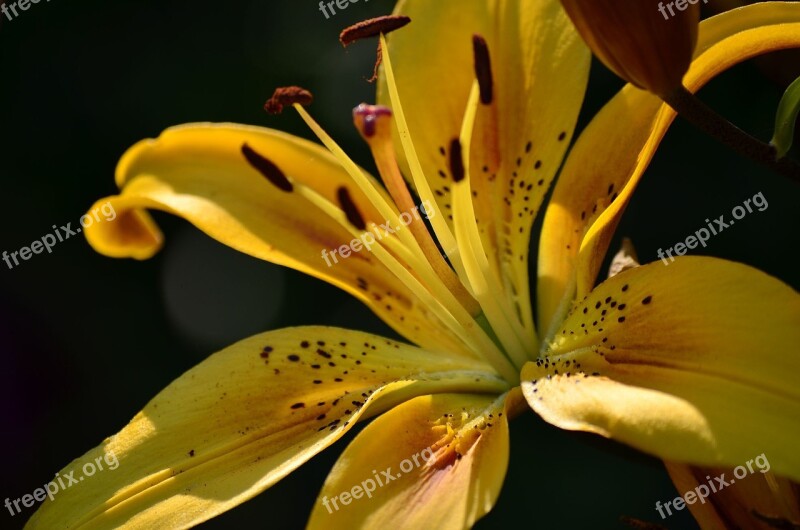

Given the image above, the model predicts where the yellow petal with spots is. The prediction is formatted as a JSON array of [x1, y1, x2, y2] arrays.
[[379, 0, 589, 333], [25, 327, 508, 530], [523, 257, 800, 481], [85, 123, 471, 357], [537, 2, 800, 335], [307, 391, 517, 530]]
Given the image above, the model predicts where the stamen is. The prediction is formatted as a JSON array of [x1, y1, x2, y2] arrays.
[[452, 81, 530, 368], [339, 15, 411, 47], [276, 96, 515, 378], [378, 34, 465, 278], [293, 182, 518, 382], [472, 35, 494, 105], [241, 143, 293, 192], [264, 86, 314, 115], [291, 103, 418, 252], [290, 103, 488, 337], [353, 104, 480, 316]]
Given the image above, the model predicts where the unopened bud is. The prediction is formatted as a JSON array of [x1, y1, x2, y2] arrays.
[[560, 0, 699, 97]]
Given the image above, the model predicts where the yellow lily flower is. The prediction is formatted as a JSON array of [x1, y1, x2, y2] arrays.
[[27, 1, 800, 529]]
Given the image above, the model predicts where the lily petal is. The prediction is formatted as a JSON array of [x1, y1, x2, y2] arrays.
[[379, 0, 589, 333], [537, 2, 800, 335], [86, 123, 472, 356], [522, 257, 800, 481], [26, 327, 508, 529], [665, 461, 800, 529], [307, 391, 515, 530]]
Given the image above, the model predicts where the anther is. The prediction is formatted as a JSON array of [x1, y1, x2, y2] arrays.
[[339, 15, 411, 47], [264, 86, 314, 115]]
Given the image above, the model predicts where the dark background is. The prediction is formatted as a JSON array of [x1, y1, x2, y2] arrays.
[[1, 1, 797, 529]]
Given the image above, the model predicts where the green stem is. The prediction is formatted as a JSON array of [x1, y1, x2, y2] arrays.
[[663, 84, 800, 184]]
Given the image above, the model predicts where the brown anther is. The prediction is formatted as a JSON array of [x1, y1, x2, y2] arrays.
[[339, 15, 411, 47], [367, 41, 383, 84], [264, 86, 314, 115]]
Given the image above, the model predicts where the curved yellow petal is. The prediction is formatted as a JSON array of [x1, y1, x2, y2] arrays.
[[25, 327, 507, 529], [86, 123, 472, 357], [522, 257, 800, 481], [379, 0, 589, 333], [307, 391, 515, 530], [537, 2, 800, 335], [665, 461, 800, 529]]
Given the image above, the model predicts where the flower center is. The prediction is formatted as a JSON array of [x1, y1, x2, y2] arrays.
[[254, 22, 542, 385]]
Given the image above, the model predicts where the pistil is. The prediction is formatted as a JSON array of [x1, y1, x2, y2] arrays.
[[353, 104, 480, 317]]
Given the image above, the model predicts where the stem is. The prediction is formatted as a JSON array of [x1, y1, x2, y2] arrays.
[[663, 84, 800, 184]]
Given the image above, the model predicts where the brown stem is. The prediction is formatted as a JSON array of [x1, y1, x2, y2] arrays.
[[663, 84, 800, 184]]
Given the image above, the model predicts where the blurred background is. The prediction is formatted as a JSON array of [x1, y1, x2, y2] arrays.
[[1, 0, 798, 528]]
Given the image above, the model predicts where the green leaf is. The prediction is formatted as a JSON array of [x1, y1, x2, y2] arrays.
[[771, 75, 800, 158]]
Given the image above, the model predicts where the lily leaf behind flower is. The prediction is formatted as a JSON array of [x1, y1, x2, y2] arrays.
[[27, 1, 800, 529]]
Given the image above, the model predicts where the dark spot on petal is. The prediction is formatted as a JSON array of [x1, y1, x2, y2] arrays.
[[337, 187, 367, 230], [241, 143, 293, 192], [472, 35, 494, 105], [449, 138, 465, 183]]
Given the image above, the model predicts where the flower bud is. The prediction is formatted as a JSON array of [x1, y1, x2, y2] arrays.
[[560, 0, 700, 97]]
